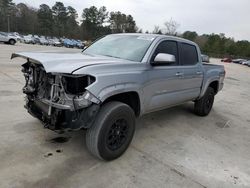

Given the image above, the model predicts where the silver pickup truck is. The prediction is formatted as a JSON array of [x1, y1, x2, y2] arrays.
[[12, 34, 225, 160]]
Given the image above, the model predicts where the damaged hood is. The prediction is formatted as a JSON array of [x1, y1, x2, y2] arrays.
[[11, 52, 126, 74]]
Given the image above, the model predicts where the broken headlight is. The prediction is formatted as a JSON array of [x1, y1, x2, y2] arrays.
[[62, 75, 95, 95]]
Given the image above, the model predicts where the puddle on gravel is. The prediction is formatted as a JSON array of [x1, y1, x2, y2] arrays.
[[44, 152, 53, 158], [50, 137, 71, 143], [44, 149, 63, 158], [56, 149, 63, 153]]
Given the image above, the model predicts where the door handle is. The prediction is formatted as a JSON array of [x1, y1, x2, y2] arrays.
[[175, 72, 184, 77], [196, 71, 202, 75]]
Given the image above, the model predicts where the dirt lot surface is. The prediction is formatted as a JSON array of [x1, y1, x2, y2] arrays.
[[0, 43, 250, 188]]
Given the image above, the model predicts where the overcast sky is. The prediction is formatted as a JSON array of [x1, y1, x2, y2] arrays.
[[14, 0, 250, 41]]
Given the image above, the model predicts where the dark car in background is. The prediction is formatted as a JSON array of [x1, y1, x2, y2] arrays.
[[221, 58, 232, 63]]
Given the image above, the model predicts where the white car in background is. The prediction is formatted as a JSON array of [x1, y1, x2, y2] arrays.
[[243, 60, 250, 66], [0, 32, 17, 45], [23, 35, 35, 44], [242, 60, 249, 65], [39, 36, 49, 45], [53, 38, 62, 47]]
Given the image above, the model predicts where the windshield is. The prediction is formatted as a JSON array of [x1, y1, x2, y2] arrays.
[[83, 35, 155, 62], [0, 32, 7, 36]]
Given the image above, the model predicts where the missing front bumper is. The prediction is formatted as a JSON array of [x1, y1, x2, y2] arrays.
[[26, 99, 100, 131]]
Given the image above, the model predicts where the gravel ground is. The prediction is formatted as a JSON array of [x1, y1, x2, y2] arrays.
[[0, 42, 250, 188]]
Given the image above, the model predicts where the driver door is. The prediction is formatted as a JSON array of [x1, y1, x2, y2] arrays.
[[143, 40, 186, 113]]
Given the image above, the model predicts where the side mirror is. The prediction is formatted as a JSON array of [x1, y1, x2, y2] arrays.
[[201, 54, 210, 63], [82, 46, 88, 52], [153, 53, 176, 65]]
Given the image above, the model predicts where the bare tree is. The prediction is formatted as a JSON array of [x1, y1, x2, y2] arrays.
[[152, 25, 162, 34], [164, 18, 179, 36]]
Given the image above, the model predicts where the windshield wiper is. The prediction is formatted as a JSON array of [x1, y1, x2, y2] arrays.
[[104, 54, 122, 59]]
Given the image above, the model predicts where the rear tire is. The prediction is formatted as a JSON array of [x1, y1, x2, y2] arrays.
[[194, 87, 215, 116], [86, 102, 135, 161], [9, 39, 15, 45]]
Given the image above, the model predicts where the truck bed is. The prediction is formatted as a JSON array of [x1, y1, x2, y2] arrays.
[[203, 63, 224, 72]]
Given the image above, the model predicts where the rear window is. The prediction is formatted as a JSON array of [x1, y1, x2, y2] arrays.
[[180, 43, 198, 65]]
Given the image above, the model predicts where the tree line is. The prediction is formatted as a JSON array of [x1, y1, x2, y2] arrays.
[[0, 0, 137, 40], [181, 31, 250, 58], [1, 0, 250, 58], [152, 23, 250, 59]]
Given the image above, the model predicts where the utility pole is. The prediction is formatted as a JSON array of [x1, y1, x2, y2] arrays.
[[7, 15, 10, 32]]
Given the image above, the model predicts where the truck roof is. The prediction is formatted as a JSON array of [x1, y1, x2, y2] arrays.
[[110, 33, 197, 46]]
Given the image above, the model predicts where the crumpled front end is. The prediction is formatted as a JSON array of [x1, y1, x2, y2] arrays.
[[22, 61, 100, 131]]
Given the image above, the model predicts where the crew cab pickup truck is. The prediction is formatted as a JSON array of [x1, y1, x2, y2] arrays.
[[12, 34, 225, 161]]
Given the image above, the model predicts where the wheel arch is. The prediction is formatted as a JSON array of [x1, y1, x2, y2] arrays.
[[102, 91, 141, 117], [200, 78, 220, 98], [208, 81, 219, 94]]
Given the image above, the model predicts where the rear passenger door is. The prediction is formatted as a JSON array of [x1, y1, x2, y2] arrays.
[[178, 43, 204, 100]]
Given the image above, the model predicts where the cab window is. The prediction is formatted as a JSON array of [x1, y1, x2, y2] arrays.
[[151, 41, 178, 65], [179, 43, 198, 65]]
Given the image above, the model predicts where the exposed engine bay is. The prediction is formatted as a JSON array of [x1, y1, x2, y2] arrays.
[[22, 61, 100, 131]]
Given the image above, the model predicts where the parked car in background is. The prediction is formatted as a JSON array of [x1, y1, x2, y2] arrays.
[[24, 35, 35, 44], [69, 39, 85, 49], [71, 39, 78, 48], [39, 36, 49, 45], [18, 35, 25, 43], [243, 60, 250, 66], [52, 38, 62, 47], [241, 60, 249, 65], [9, 32, 22, 41], [232, 59, 245, 64], [201, 54, 210, 63], [63, 38, 74, 48], [47, 38, 54, 46], [221, 58, 232, 63], [34, 37, 41, 45], [0, 31, 17, 45], [76, 40, 85, 49]]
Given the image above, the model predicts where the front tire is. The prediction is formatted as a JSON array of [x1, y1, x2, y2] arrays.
[[194, 87, 215, 116], [86, 102, 135, 161]]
